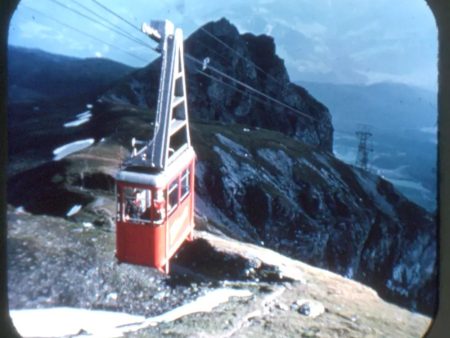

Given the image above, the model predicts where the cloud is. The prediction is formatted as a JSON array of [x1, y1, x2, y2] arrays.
[[356, 69, 437, 90], [8, 0, 437, 90], [19, 20, 58, 40], [265, 23, 274, 35]]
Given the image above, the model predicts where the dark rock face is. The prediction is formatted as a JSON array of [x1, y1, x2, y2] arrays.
[[101, 18, 333, 153], [190, 123, 437, 315]]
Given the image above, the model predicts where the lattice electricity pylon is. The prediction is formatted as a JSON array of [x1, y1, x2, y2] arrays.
[[355, 124, 373, 171]]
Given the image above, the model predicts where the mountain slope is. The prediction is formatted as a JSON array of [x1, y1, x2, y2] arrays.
[[8, 45, 135, 104], [7, 106, 437, 315], [7, 46, 136, 176]]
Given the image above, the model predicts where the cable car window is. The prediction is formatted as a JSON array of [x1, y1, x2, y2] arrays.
[[180, 168, 190, 201], [152, 189, 166, 224], [122, 187, 152, 223], [168, 180, 179, 214]]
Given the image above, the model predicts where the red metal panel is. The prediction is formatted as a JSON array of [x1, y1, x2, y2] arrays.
[[116, 221, 166, 268]]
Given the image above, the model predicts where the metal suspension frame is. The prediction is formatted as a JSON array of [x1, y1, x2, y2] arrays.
[[126, 19, 191, 171]]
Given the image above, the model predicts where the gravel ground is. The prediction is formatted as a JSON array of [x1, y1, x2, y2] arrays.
[[7, 206, 433, 337], [7, 206, 211, 317]]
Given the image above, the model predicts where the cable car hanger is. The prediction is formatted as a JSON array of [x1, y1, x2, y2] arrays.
[[123, 19, 193, 172]]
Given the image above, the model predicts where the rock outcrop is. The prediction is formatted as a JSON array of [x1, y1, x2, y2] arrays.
[[100, 18, 333, 152], [190, 122, 437, 315]]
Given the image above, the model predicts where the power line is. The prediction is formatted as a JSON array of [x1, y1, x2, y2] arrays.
[[186, 54, 317, 122], [87, 1, 318, 123], [68, 0, 154, 50], [185, 37, 230, 66], [75, 1, 319, 122], [28, 1, 322, 124], [188, 65, 273, 108], [48, 0, 151, 51], [198, 26, 291, 91], [22, 4, 149, 64], [90, 0, 142, 35]]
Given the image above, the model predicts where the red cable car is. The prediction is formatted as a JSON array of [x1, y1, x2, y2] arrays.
[[115, 20, 195, 273]]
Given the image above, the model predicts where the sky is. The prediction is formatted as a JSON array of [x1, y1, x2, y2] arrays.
[[8, 0, 438, 91]]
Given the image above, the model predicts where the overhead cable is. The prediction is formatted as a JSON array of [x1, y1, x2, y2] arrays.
[[22, 4, 149, 63]]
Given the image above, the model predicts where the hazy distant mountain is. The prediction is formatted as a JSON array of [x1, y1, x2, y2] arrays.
[[7, 45, 135, 104], [298, 80, 437, 211], [297, 81, 437, 132]]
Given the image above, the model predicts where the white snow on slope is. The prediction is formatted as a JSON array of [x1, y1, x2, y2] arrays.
[[10, 307, 145, 338], [66, 204, 82, 217], [53, 138, 95, 161], [215, 133, 250, 159], [64, 110, 92, 128], [388, 178, 429, 193], [10, 288, 252, 338]]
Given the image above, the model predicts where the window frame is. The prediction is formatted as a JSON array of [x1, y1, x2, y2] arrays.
[[167, 179, 179, 215], [180, 167, 190, 202]]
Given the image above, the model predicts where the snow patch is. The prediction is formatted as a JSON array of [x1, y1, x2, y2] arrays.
[[257, 148, 293, 177], [387, 178, 429, 194], [53, 138, 95, 161], [10, 289, 252, 338], [10, 307, 145, 338], [215, 133, 250, 159], [15, 206, 26, 214], [66, 205, 82, 217], [64, 110, 92, 128], [141, 288, 252, 326]]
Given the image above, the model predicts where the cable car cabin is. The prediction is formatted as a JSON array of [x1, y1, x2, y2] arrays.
[[116, 148, 195, 273], [115, 19, 196, 273]]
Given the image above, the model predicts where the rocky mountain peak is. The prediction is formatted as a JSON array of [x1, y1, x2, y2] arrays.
[[101, 18, 334, 152], [201, 17, 240, 39]]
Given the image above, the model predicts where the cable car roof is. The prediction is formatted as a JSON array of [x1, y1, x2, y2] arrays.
[[116, 146, 195, 188]]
